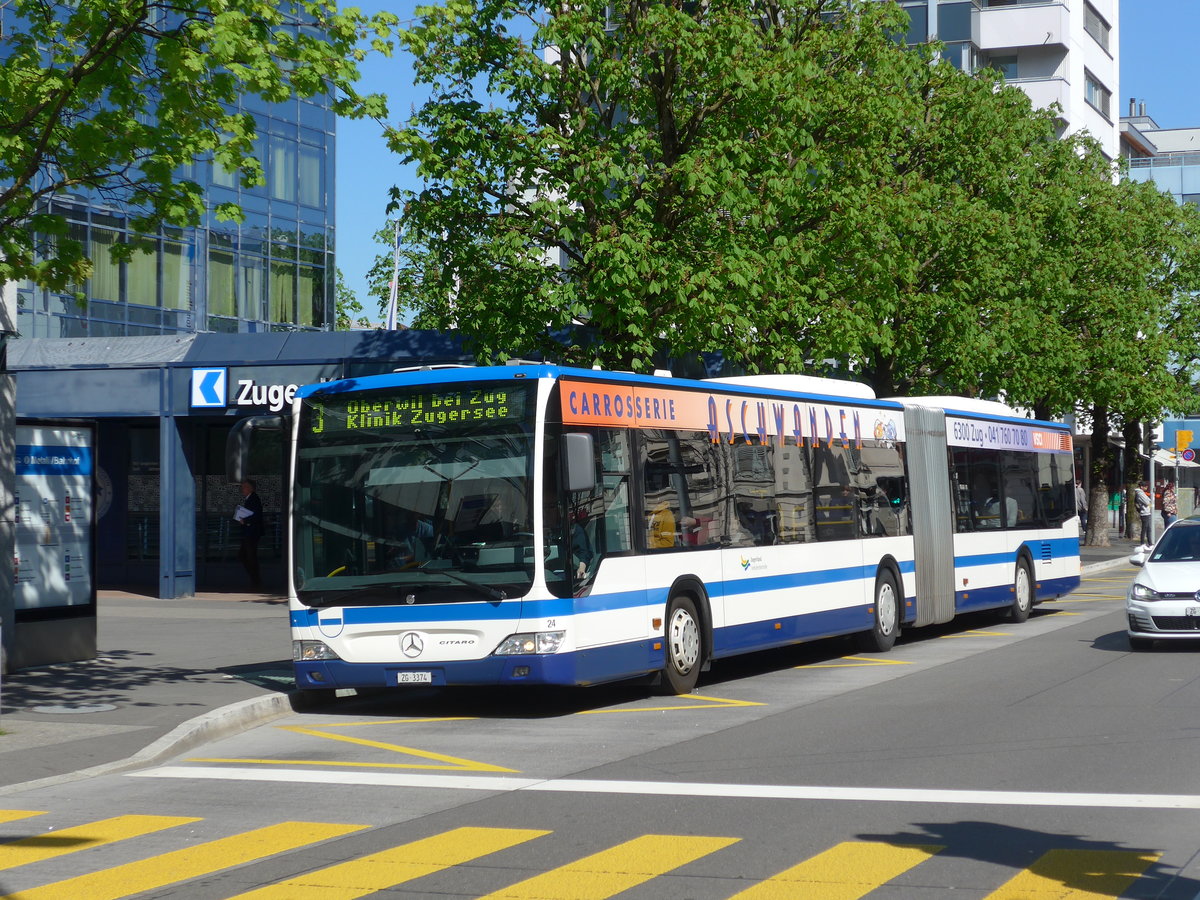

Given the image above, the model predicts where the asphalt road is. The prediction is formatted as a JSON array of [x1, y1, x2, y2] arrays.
[[3, 564, 1200, 899]]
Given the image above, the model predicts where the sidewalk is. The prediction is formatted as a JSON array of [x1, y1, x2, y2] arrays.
[[0, 536, 1137, 795], [0, 590, 298, 795]]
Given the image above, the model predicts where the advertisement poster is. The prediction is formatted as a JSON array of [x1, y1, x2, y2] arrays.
[[13, 425, 93, 611]]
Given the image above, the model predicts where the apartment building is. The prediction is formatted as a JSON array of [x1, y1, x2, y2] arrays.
[[894, 0, 1119, 159]]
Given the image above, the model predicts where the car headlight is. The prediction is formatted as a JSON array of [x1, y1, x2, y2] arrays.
[[293, 640, 341, 661], [493, 631, 566, 655], [1130, 583, 1164, 602]]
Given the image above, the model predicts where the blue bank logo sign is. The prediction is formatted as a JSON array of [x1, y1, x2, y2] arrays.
[[191, 368, 227, 407]]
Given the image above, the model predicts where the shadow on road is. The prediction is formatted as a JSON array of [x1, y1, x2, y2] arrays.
[[859, 820, 1194, 898]]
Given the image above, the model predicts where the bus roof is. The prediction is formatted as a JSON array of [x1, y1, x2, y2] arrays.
[[294, 365, 1066, 428]]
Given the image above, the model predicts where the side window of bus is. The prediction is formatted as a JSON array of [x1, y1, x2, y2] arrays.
[[775, 444, 813, 543], [729, 439, 777, 548], [1036, 451, 1073, 525], [568, 429, 633, 588], [1001, 450, 1045, 528], [952, 448, 1004, 530], [861, 441, 909, 537], [642, 430, 718, 550], [811, 443, 858, 542]]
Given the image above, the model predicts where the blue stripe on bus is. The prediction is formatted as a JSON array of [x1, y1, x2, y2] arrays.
[[291, 545, 1076, 631]]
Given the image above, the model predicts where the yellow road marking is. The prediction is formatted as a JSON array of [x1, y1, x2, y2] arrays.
[[0, 821, 366, 900], [476, 834, 738, 900], [306, 717, 478, 727], [729, 841, 942, 900], [799, 656, 915, 669], [188, 724, 517, 773], [188, 756, 517, 771], [984, 849, 1159, 899], [580, 694, 765, 714], [226, 826, 549, 900], [0, 811, 44, 825], [0, 815, 198, 871]]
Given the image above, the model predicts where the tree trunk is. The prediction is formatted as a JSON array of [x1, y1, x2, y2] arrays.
[[1085, 403, 1110, 547]]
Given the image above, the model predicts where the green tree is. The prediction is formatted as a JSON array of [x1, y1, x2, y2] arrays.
[[0, 1, 397, 290], [387, 0, 943, 368]]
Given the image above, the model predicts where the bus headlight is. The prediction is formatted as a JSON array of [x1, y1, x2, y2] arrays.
[[293, 640, 341, 661], [493, 631, 566, 655]]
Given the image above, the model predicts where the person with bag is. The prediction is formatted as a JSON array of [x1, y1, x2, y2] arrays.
[[1134, 480, 1153, 547], [235, 478, 265, 591]]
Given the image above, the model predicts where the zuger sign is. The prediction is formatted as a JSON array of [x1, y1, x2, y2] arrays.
[[190, 367, 316, 413]]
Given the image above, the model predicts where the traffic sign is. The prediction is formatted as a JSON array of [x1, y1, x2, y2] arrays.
[[1177, 429, 1194, 451], [1184, 449, 1196, 462]]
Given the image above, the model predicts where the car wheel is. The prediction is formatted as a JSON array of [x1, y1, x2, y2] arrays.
[[658, 594, 703, 695], [1009, 558, 1033, 623], [856, 569, 900, 653]]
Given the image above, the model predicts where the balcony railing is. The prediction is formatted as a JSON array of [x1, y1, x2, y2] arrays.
[[1128, 154, 1200, 169]]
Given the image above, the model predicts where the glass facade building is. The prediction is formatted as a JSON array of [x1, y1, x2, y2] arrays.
[[2, 9, 336, 339]]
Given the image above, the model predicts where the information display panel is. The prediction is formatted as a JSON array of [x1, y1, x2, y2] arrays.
[[14, 424, 94, 612]]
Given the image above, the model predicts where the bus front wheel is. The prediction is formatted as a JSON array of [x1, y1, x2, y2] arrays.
[[659, 595, 703, 695], [856, 569, 900, 653], [1009, 558, 1033, 623]]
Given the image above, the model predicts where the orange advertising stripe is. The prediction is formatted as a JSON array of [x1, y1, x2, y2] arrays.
[[559, 379, 881, 450]]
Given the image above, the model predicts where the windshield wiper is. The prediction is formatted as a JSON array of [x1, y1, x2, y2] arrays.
[[424, 567, 507, 602]]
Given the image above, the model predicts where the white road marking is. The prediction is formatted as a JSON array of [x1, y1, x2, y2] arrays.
[[131, 766, 1200, 810]]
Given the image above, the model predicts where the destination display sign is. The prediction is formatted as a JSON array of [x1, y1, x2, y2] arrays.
[[306, 386, 527, 434]]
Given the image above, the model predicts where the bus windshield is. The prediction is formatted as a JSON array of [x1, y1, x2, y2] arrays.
[[293, 381, 537, 607]]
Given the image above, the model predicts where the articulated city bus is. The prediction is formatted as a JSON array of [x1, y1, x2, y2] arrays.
[[288, 364, 1080, 695]]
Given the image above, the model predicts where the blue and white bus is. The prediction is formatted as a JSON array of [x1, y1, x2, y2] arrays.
[[289, 364, 1080, 695]]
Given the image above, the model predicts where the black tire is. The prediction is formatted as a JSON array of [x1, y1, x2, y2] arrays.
[[658, 595, 703, 695], [1129, 636, 1155, 651], [1009, 558, 1033, 623], [856, 569, 900, 653]]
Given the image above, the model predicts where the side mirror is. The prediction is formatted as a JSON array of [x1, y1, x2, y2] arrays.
[[225, 415, 283, 483], [1128, 548, 1147, 567], [562, 432, 595, 493]]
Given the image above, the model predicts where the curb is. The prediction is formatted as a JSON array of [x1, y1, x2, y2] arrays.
[[1081, 555, 1136, 575], [0, 691, 298, 797]]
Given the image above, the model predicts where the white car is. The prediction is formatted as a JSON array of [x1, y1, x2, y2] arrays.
[[1127, 520, 1200, 649]]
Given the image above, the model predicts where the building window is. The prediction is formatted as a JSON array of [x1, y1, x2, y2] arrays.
[[987, 54, 1018, 80], [1084, 2, 1110, 52], [896, 3, 928, 44], [938, 2, 972, 42], [1084, 70, 1111, 119]]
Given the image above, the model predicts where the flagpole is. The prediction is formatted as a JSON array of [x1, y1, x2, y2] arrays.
[[385, 219, 400, 330]]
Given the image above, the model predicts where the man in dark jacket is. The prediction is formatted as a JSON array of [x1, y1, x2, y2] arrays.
[[237, 479, 265, 590]]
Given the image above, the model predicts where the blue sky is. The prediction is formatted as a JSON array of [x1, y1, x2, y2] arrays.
[[335, 0, 1197, 323]]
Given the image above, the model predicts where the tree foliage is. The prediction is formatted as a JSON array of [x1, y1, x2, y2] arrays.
[[385, 0, 1200, 434], [0, 0, 397, 290]]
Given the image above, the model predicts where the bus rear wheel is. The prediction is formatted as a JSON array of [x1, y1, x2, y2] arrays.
[[659, 595, 703, 695], [856, 569, 900, 653], [1009, 558, 1033, 623]]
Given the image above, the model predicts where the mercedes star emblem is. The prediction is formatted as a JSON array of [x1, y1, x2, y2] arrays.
[[400, 632, 424, 658]]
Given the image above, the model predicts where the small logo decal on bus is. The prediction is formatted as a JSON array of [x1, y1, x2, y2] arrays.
[[400, 632, 424, 657]]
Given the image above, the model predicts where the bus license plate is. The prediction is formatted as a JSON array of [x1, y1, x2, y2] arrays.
[[397, 672, 432, 684]]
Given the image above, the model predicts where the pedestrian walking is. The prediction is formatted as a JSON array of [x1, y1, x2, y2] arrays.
[[235, 478, 264, 590], [1162, 482, 1178, 529], [1134, 480, 1153, 547], [1075, 480, 1088, 536]]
